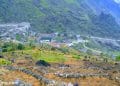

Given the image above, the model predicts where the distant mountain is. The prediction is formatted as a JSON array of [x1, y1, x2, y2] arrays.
[[0, 0, 120, 39], [86, 0, 120, 23]]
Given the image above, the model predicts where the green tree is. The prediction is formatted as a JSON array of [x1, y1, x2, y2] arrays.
[[116, 55, 120, 61], [17, 43, 25, 50]]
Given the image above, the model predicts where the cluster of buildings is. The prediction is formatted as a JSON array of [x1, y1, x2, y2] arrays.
[[0, 22, 30, 42], [35, 33, 87, 48], [0, 22, 86, 48]]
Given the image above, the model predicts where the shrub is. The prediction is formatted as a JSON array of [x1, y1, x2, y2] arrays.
[[36, 60, 51, 67], [116, 55, 120, 61], [17, 43, 25, 50], [72, 54, 81, 59], [2, 48, 8, 52], [0, 59, 11, 66]]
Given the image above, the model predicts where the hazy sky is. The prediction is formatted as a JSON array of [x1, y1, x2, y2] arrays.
[[114, 0, 120, 3]]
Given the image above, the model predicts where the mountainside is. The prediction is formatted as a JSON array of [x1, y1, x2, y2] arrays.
[[86, 0, 120, 23], [0, 0, 120, 39], [1, 1, 120, 85]]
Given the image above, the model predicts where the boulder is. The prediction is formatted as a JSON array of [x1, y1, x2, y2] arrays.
[[14, 79, 32, 86], [0, 55, 3, 58], [74, 83, 79, 86], [36, 60, 50, 67]]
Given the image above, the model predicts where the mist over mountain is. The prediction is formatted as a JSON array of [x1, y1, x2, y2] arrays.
[[86, 0, 120, 23], [0, 0, 120, 39]]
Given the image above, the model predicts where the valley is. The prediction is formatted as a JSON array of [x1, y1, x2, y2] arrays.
[[1, 35, 120, 86], [0, 22, 120, 56], [0, 0, 120, 86], [0, 48, 120, 86]]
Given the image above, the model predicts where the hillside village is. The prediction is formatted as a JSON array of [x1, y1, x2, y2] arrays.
[[0, 22, 30, 42], [1, 22, 120, 57], [0, 22, 87, 50], [0, 0, 120, 86]]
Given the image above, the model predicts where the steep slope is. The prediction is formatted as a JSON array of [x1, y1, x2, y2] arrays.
[[0, 0, 120, 38], [86, 0, 120, 23]]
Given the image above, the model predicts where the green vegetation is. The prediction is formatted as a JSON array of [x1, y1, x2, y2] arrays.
[[1, 41, 83, 63], [2, 42, 17, 52], [72, 54, 81, 59], [116, 55, 120, 61], [1, 41, 116, 64], [16, 34, 22, 41], [0, 42, 36, 52], [0, 0, 120, 38], [22, 49, 66, 63], [0, 58, 11, 66], [0, 0, 45, 25], [1, 42, 25, 52], [17, 43, 25, 50], [90, 12, 120, 38]]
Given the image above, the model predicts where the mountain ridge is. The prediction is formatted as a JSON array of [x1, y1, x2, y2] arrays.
[[86, 0, 120, 23], [0, 0, 120, 39]]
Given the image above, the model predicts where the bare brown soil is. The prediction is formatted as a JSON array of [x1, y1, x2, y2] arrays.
[[0, 56, 120, 86], [0, 69, 41, 86]]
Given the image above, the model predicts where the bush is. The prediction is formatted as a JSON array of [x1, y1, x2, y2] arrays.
[[2, 42, 17, 52], [0, 59, 11, 66], [72, 54, 81, 59], [116, 55, 120, 61], [36, 60, 51, 67], [2, 48, 8, 52], [17, 43, 25, 50]]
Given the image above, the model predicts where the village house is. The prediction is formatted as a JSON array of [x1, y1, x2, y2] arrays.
[[48, 42, 67, 48], [40, 37, 52, 43], [37, 33, 57, 43]]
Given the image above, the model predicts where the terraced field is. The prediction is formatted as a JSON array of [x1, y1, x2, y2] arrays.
[[0, 53, 120, 86]]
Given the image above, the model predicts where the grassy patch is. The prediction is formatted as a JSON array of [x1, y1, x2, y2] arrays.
[[0, 59, 11, 66], [72, 54, 81, 59], [116, 55, 120, 61], [22, 49, 66, 63]]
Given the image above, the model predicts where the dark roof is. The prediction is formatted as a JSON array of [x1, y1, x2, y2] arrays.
[[40, 37, 52, 40]]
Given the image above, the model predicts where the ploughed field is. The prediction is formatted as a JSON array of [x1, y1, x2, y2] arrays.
[[0, 56, 120, 86]]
